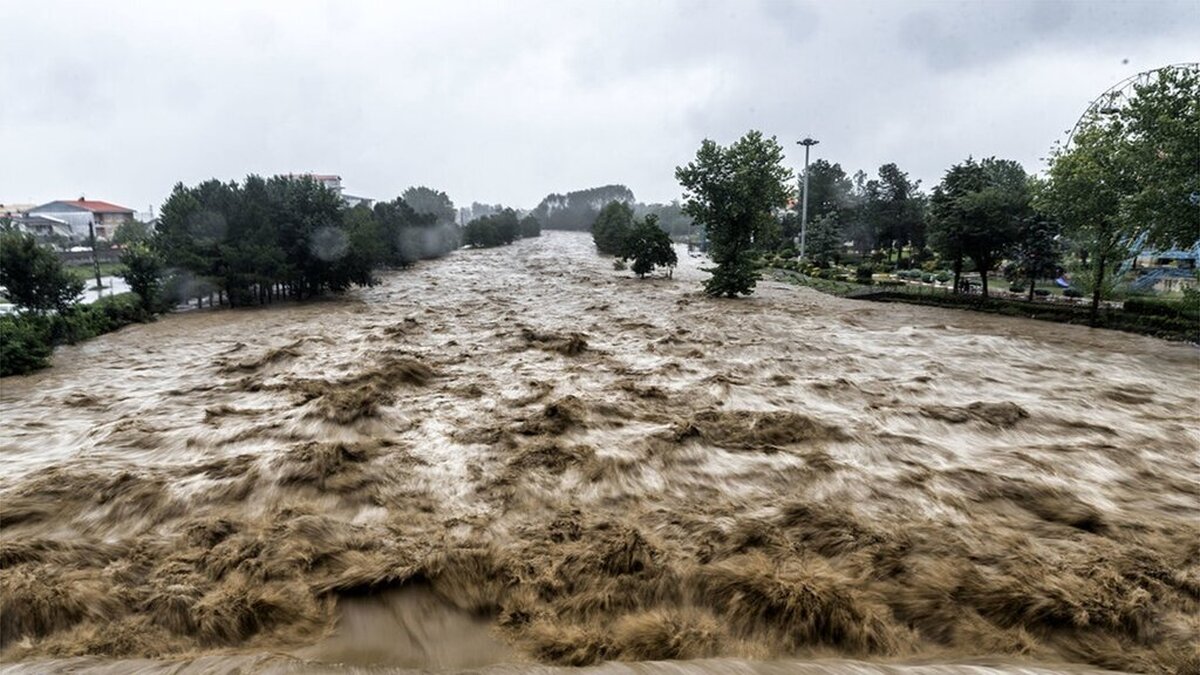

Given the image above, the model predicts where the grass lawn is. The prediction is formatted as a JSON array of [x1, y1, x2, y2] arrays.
[[65, 262, 124, 282]]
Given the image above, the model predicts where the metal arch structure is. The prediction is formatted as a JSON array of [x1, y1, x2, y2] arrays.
[[1064, 62, 1199, 148]]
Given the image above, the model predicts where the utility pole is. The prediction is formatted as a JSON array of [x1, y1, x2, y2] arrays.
[[88, 220, 103, 295], [796, 137, 819, 260]]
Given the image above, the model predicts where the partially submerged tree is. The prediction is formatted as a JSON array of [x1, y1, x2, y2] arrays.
[[620, 215, 677, 278], [676, 130, 792, 297], [591, 201, 635, 255]]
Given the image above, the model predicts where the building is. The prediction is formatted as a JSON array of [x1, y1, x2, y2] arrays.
[[1, 202, 37, 219], [25, 198, 136, 241], [286, 173, 373, 209], [12, 214, 74, 240]]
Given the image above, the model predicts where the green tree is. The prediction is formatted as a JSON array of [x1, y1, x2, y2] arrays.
[[1119, 65, 1200, 248], [0, 230, 83, 313], [402, 186, 457, 226], [676, 130, 793, 297], [621, 215, 678, 278], [519, 214, 542, 238], [112, 220, 152, 247], [119, 243, 164, 311], [1011, 213, 1062, 301], [804, 212, 844, 267], [592, 201, 635, 255], [929, 157, 1029, 298], [1040, 120, 1138, 322]]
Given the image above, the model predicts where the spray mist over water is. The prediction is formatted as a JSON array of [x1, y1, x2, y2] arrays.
[[0, 232, 1196, 673]]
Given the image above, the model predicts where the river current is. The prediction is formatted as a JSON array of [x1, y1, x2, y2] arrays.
[[1, 231, 1196, 673]]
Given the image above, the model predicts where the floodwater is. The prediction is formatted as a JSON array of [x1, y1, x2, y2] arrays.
[[1, 231, 1196, 674]]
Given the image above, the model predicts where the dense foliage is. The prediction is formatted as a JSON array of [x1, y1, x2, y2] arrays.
[[463, 208, 525, 248], [0, 230, 84, 313], [677, 130, 792, 297], [1040, 65, 1199, 322], [928, 157, 1032, 297], [591, 201, 635, 255], [0, 294, 154, 376], [620, 215, 678, 278], [120, 243, 165, 311], [156, 176, 461, 307]]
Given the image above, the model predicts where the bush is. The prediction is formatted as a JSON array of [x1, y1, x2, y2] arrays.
[[612, 259, 627, 271], [0, 314, 53, 376], [1034, 289, 1050, 297], [935, 272, 952, 283], [1123, 296, 1200, 321], [1063, 288, 1084, 298], [1009, 284, 1026, 293], [1, 294, 153, 377], [922, 274, 935, 283], [855, 264, 875, 283]]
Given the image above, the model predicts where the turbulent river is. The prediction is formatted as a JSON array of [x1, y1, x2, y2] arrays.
[[1, 231, 1197, 674]]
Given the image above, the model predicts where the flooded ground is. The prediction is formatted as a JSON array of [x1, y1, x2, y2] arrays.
[[1, 231, 1197, 673]]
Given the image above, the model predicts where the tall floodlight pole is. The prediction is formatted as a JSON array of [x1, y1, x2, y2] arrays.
[[796, 138, 819, 260]]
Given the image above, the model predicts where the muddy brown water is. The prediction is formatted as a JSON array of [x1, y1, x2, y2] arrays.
[[1, 231, 1197, 674]]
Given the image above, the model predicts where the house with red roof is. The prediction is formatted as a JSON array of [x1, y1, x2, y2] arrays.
[[26, 198, 136, 241]]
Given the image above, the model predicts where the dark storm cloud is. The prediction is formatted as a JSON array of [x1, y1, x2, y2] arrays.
[[0, 0, 1195, 211]]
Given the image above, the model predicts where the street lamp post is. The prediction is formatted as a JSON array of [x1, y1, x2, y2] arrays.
[[796, 137, 819, 260]]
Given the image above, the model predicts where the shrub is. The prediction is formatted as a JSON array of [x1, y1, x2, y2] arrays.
[[1034, 289, 1050, 297], [855, 264, 875, 283], [1009, 284, 1026, 293], [935, 272, 952, 283], [612, 259, 627, 271], [0, 314, 53, 376], [1123, 296, 1200, 321], [1063, 288, 1084, 298], [922, 274, 935, 283]]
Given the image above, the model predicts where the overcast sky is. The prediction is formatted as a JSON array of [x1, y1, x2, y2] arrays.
[[2, 0, 1196, 213]]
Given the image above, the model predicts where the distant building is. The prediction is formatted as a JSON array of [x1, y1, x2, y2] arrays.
[[286, 173, 374, 209], [1, 202, 37, 219], [25, 198, 136, 241], [12, 214, 74, 240]]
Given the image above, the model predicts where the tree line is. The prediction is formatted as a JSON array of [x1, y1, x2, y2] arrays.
[[665, 64, 1197, 316], [0, 175, 473, 375]]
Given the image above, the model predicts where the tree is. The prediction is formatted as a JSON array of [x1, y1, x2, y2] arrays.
[[0, 230, 83, 313], [621, 215, 677, 278], [402, 186, 456, 227], [592, 201, 635, 255], [463, 208, 520, 248], [1040, 64, 1199, 322], [928, 157, 1029, 298], [873, 163, 927, 262], [519, 214, 542, 238], [534, 185, 635, 231], [120, 243, 164, 311], [1011, 212, 1062, 301], [676, 130, 793, 297], [804, 213, 844, 267], [112, 220, 152, 247], [1040, 120, 1137, 322], [1119, 65, 1200, 248]]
